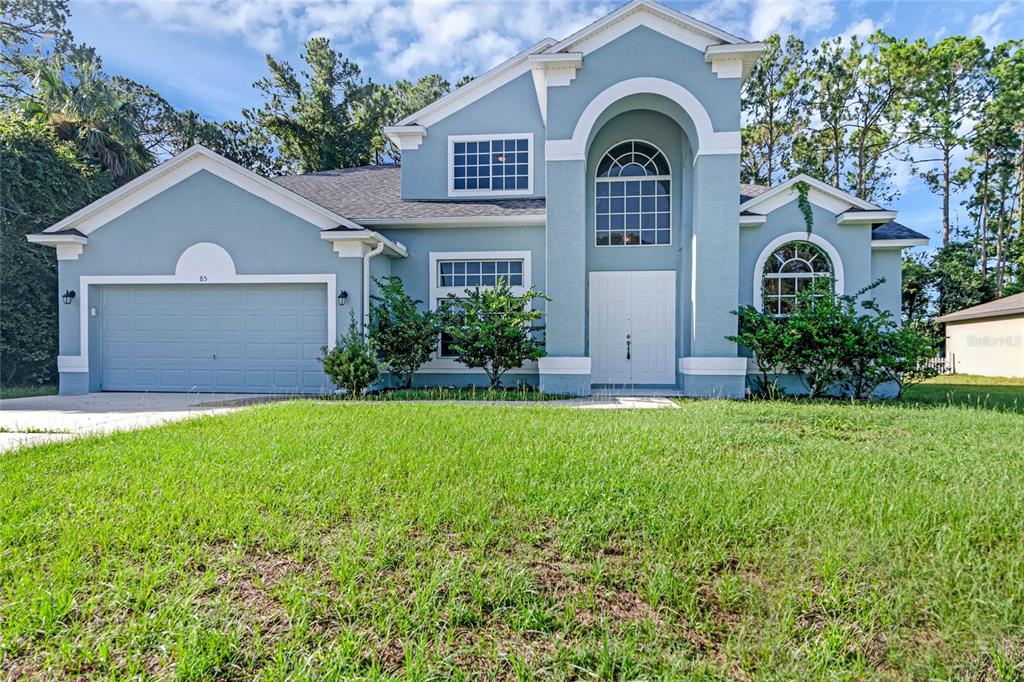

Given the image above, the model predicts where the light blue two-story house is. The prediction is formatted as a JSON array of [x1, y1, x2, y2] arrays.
[[29, 0, 927, 398]]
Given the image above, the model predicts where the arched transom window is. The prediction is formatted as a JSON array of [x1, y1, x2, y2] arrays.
[[595, 141, 671, 246], [762, 241, 834, 316]]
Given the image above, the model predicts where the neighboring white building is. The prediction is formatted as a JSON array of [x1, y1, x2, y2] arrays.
[[937, 293, 1024, 378]]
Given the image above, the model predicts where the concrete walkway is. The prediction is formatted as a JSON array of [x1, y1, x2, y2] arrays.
[[0, 392, 280, 451]]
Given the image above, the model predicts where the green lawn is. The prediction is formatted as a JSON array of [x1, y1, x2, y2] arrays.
[[0, 385, 56, 401], [2, 399, 1023, 680], [903, 373, 1024, 413]]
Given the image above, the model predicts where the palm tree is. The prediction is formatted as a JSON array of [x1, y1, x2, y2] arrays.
[[23, 58, 154, 183]]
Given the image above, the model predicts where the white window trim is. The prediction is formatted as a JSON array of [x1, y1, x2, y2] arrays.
[[752, 232, 844, 313], [594, 139, 673, 248], [425, 250, 533, 368], [57, 273, 337, 374], [447, 133, 534, 198]]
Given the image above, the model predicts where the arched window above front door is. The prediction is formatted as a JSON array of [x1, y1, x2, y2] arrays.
[[595, 140, 671, 247]]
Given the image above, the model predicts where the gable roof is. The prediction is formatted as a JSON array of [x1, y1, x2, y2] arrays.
[[392, 38, 556, 129], [273, 166, 546, 226], [739, 174, 880, 214], [936, 292, 1024, 323], [41, 145, 365, 235], [391, 0, 760, 132], [542, 0, 745, 55]]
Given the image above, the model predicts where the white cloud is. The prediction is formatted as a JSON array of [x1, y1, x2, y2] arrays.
[[969, 1, 1017, 45], [747, 0, 836, 40], [836, 17, 878, 44], [100, 0, 609, 82]]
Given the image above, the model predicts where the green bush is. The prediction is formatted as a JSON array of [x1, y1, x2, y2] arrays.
[[730, 280, 937, 400], [369, 276, 438, 389], [320, 314, 379, 397], [437, 278, 550, 389]]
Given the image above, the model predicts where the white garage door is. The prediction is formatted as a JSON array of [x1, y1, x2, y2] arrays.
[[99, 283, 330, 393]]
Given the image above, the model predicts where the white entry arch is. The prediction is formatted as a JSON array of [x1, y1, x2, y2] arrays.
[[545, 77, 741, 161]]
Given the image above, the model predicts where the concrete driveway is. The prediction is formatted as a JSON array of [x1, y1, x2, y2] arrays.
[[0, 392, 280, 451]]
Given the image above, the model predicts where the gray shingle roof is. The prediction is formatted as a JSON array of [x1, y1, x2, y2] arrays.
[[272, 165, 545, 222], [739, 183, 769, 202], [936, 292, 1024, 323], [872, 221, 928, 241]]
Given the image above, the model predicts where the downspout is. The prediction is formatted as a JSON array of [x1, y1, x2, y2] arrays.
[[362, 240, 385, 337]]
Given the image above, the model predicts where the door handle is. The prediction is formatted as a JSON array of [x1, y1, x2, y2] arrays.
[[626, 334, 631, 360]]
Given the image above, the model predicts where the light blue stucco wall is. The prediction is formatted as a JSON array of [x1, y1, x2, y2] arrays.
[[400, 72, 546, 201], [738, 201, 877, 309], [56, 170, 371, 393], [870, 248, 903, 320]]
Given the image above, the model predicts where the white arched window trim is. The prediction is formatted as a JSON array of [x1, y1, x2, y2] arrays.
[[753, 232, 845, 312], [594, 139, 672, 247]]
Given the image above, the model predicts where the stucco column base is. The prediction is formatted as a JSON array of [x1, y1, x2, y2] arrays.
[[538, 356, 591, 396], [59, 371, 90, 395], [679, 357, 746, 399]]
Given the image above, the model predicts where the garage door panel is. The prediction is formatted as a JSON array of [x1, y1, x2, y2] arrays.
[[100, 283, 329, 393]]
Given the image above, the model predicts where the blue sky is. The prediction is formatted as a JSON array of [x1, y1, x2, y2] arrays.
[[68, 0, 1024, 244]]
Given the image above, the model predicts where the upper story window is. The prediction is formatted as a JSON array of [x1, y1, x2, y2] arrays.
[[449, 134, 532, 196], [595, 140, 671, 246], [761, 241, 834, 317]]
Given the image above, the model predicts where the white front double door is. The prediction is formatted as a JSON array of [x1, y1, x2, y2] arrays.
[[589, 270, 676, 385]]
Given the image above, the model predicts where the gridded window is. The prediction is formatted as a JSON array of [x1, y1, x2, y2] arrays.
[[761, 241, 834, 316], [452, 138, 530, 192], [438, 259, 523, 288], [436, 298, 463, 358], [595, 141, 671, 246]]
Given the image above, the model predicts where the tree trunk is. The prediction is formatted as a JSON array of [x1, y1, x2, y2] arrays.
[[980, 154, 990, 279], [942, 146, 951, 247]]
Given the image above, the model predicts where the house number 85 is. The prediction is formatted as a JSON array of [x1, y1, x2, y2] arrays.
[[199, 275, 208, 282]]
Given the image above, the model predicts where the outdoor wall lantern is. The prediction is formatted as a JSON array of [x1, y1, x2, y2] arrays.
[[337, 290, 349, 306], [62, 289, 76, 305]]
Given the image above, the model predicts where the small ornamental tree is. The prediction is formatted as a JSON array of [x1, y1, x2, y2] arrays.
[[369, 276, 438, 388], [320, 313, 378, 397], [728, 305, 793, 397], [438, 278, 551, 389]]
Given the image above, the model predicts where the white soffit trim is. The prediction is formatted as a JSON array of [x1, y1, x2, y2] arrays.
[[679, 357, 747, 376], [740, 174, 879, 214], [752, 231, 845, 312], [43, 145, 364, 235], [704, 43, 766, 80], [871, 238, 929, 249], [529, 53, 583, 125], [394, 38, 557, 128], [543, 0, 745, 56], [382, 125, 426, 150], [320, 230, 407, 257], [739, 214, 766, 227], [355, 214, 546, 228], [545, 76, 740, 160], [837, 210, 898, 225], [26, 233, 88, 260]]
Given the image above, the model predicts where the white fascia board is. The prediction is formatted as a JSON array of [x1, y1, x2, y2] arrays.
[[27, 233, 88, 245], [542, 0, 745, 56], [383, 125, 427, 150], [394, 38, 557, 128], [320, 230, 408, 258], [740, 174, 879, 213], [837, 210, 898, 225], [871, 238, 929, 249], [704, 43, 765, 80], [739, 214, 766, 227], [354, 214, 546, 228], [43, 145, 363, 235]]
